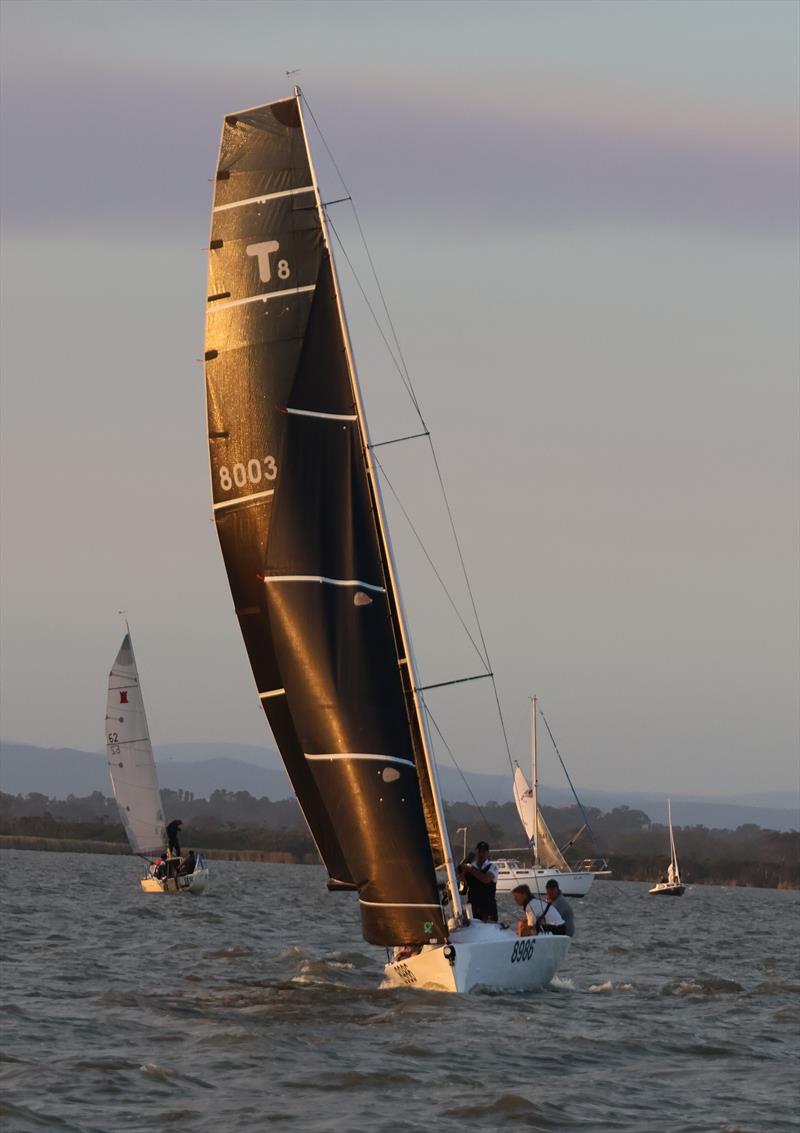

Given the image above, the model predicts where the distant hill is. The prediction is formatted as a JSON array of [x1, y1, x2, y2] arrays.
[[0, 741, 796, 831]]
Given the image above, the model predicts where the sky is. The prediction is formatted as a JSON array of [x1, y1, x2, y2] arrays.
[[1, 0, 798, 797]]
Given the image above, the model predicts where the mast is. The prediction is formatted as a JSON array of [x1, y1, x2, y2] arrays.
[[294, 88, 463, 921], [668, 799, 679, 880], [531, 695, 539, 865]]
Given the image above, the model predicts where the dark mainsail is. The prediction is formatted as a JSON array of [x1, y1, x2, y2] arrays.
[[204, 95, 450, 945]]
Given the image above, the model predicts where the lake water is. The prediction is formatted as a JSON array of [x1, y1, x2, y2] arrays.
[[1, 850, 798, 1133]]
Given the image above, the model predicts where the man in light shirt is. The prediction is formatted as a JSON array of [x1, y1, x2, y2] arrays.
[[511, 883, 566, 936]]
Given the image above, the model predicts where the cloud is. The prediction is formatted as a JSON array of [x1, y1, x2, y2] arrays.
[[2, 63, 796, 238]]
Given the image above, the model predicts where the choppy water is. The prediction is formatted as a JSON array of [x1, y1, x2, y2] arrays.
[[1, 850, 798, 1133]]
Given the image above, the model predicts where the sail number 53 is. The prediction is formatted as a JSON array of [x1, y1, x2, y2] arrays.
[[219, 457, 277, 492]]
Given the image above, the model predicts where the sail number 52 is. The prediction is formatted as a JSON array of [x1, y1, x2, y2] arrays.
[[219, 457, 277, 492]]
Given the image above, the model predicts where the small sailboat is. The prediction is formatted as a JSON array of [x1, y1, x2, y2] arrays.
[[202, 91, 569, 992], [502, 697, 594, 898], [649, 800, 685, 895], [106, 631, 209, 894]]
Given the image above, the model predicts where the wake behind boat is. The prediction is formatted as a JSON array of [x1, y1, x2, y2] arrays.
[[105, 630, 209, 895], [203, 90, 568, 993]]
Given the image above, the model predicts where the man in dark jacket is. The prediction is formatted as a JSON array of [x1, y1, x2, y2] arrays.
[[166, 818, 183, 857], [460, 841, 499, 923], [545, 879, 575, 937]]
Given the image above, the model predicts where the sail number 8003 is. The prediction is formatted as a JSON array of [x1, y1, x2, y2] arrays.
[[219, 457, 277, 492]]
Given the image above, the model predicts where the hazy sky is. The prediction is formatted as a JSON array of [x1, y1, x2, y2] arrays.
[[1, 0, 797, 796]]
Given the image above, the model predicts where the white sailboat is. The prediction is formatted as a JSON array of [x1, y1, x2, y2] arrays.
[[105, 630, 209, 894], [499, 697, 595, 897], [649, 800, 685, 896], [203, 91, 569, 992]]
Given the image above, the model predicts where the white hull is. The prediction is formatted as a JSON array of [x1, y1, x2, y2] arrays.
[[141, 867, 209, 895], [648, 881, 685, 896], [495, 865, 594, 898], [383, 920, 570, 994]]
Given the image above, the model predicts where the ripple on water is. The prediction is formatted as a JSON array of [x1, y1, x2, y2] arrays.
[[661, 976, 744, 997], [2, 852, 798, 1133], [445, 1092, 558, 1128]]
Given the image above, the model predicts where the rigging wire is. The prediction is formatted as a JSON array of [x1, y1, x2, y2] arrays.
[[539, 709, 607, 860], [324, 214, 420, 411], [301, 89, 517, 782], [371, 450, 489, 672], [423, 703, 495, 835], [300, 93, 424, 419]]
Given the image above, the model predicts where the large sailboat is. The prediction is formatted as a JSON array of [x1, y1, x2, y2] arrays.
[[106, 631, 208, 894], [202, 90, 569, 992], [649, 800, 685, 896], [500, 697, 594, 897]]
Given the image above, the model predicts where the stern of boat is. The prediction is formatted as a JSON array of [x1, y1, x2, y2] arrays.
[[383, 921, 570, 994]]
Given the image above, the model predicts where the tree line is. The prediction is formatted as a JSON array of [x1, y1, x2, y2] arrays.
[[0, 789, 796, 888]]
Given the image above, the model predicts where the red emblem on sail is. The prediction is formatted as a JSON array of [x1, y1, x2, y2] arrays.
[[119, 691, 128, 704]]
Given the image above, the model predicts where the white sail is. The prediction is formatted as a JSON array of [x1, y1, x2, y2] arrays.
[[513, 766, 536, 841], [535, 809, 570, 871], [513, 766, 570, 871], [667, 799, 681, 884], [105, 633, 165, 856]]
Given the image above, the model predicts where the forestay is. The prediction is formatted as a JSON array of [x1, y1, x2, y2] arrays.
[[105, 634, 166, 856], [203, 95, 449, 946]]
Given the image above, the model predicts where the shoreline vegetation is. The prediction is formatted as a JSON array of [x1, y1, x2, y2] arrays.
[[0, 834, 796, 890], [1, 788, 797, 889]]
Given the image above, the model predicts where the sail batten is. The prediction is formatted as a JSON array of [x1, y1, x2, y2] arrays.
[[213, 185, 315, 213]]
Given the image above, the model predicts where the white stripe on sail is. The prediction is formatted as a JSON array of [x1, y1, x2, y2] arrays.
[[213, 490, 274, 511], [305, 753, 416, 768], [259, 689, 286, 699], [263, 575, 385, 593], [213, 185, 315, 213], [208, 284, 316, 313], [286, 408, 357, 421], [358, 899, 443, 908]]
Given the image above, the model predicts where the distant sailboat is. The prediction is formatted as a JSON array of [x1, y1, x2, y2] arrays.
[[202, 90, 569, 992], [500, 697, 594, 897], [105, 630, 208, 894], [649, 800, 685, 896]]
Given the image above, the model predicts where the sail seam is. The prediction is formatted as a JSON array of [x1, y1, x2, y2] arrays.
[[207, 284, 316, 313], [286, 408, 357, 421], [213, 490, 274, 511], [213, 185, 315, 212], [305, 753, 416, 768], [263, 575, 385, 592]]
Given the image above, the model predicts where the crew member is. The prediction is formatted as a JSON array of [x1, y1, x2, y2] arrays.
[[166, 818, 183, 858], [511, 883, 565, 935], [544, 879, 575, 937], [461, 840, 499, 922]]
